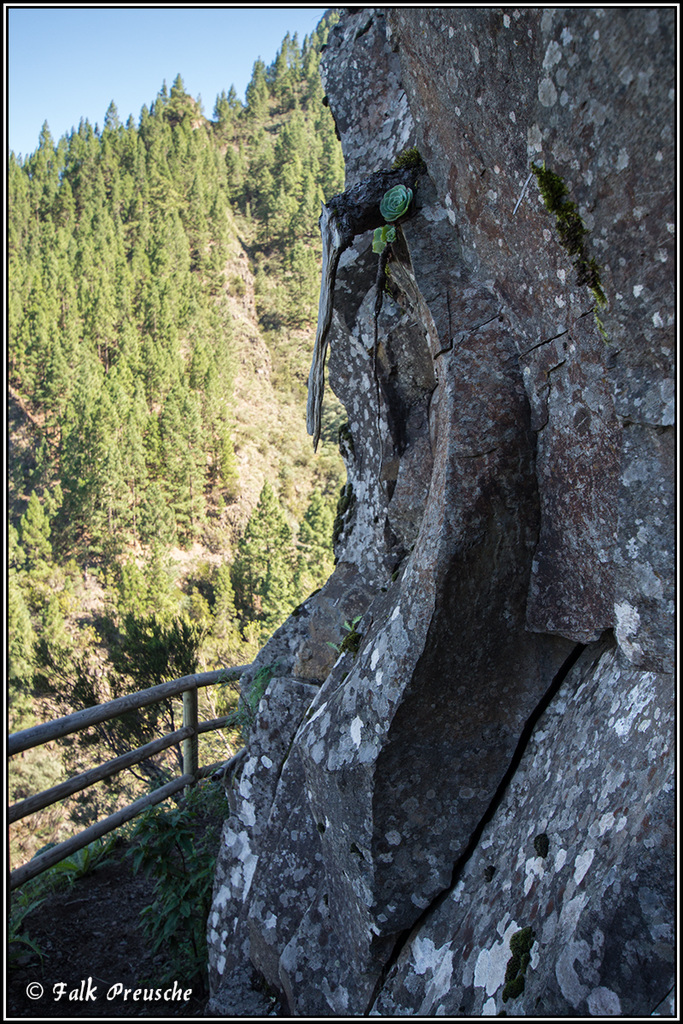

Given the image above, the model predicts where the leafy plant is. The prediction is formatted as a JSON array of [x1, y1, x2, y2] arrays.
[[380, 183, 413, 222], [230, 662, 281, 741], [8, 887, 47, 967], [46, 836, 117, 886], [372, 224, 397, 253], [372, 184, 413, 254], [327, 616, 363, 657], [129, 781, 227, 996]]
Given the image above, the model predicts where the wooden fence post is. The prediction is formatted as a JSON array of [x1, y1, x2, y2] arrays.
[[182, 686, 199, 785], [8, 665, 251, 885]]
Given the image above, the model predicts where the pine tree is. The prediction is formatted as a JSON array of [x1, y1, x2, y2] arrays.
[[232, 482, 296, 638], [245, 59, 270, 121], [103, 100, 121, 133], [20, 492, 52, 577], [296, 488, 335, 598]]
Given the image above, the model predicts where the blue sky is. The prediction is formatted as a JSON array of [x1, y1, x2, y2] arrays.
[[7, 6, 329, 159]]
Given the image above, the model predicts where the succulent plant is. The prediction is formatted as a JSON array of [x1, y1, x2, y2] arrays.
[[372, 224, 396, 253], [379, 184, 413, 222], [372, 185, 413, 255]]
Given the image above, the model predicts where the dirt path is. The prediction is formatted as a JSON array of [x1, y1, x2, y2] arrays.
[[7, 842, 209, 1018]]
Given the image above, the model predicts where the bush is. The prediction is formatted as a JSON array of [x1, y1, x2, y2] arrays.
[[128, 781, 227, 995]]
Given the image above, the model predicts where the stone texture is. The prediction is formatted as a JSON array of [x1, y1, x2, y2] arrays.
[[371, 639, 675, 1017], [207, 8, 675, 1017]]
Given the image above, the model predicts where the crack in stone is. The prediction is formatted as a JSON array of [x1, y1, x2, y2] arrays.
[[434, 314, 502, 358], [520, 329, 569, 357], [364, 639, 592, 1013]]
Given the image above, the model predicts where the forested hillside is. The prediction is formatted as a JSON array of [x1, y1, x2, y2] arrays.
[[8, 14, 346, 865]]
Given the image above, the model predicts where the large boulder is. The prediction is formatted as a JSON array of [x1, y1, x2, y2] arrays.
[[207, 8, 675, 1016]]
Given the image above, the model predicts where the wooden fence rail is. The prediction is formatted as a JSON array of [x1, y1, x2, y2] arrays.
[[8, 665, 250, 891]]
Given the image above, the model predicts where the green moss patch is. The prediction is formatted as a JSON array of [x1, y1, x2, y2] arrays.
[[391, 146, 425, 171], [502, 926, 535, 1003], [531, 162, 607, 310], [332, 481, 355, 546]]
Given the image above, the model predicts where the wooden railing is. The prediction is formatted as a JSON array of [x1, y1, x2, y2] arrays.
[[8, 665, 249, 890]]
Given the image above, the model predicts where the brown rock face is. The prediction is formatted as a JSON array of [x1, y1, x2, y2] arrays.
[[207, 9, 675, 1017]]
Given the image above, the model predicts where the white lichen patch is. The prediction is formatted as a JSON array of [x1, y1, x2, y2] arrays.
[[598, 811, 614, 835], [614, 600, 643, 662], [225, 828, 259, 902], [612, 674, 655, 738], [573, 848, 595, 886], [556, 938, 590, 1007], [538, 77, 558, 107], [350, 715, 363, 746], [239, 801, 256, 827], [527, 123, 544, 153], [474, 921, 520, 997], [587, 986, 622, 1015], [524, 855, 546, 895], [543, 40, 563, 69]]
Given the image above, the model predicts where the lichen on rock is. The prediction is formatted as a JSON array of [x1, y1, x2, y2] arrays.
[[207, 8, 675, 1017]]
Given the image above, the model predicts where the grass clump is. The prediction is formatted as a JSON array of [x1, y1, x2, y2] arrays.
[[391, 146, 425, 171]]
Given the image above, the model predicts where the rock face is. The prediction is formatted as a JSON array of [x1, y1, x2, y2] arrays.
[[207, 9, 675, 1017]]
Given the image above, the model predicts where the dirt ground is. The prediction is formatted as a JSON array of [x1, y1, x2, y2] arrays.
[[7, 842, 210, 1019]]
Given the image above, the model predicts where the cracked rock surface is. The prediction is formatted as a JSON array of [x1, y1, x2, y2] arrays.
[[207, 8, 675, 1016]]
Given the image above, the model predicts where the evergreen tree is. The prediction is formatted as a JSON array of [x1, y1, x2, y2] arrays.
[[103, 100, 121, 133], [296, 488, 335, 598], [232, 482, 296, 639], [139, 481, 176, 548], [20, 492, 52, 576], [245, 58, 270, 120]]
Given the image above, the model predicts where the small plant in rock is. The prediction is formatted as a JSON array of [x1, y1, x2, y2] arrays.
[[217, 662, 280, 743], [327, 616, 363, 657], [372, 184, 413, 254]]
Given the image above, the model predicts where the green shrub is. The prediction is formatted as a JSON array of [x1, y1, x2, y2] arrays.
[[128, 781, 227, 995], [46, 836, 117, 886]]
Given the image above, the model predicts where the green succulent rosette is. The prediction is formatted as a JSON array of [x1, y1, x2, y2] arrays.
[[379, 184, 413, 222], [372, 224, 396, 254]]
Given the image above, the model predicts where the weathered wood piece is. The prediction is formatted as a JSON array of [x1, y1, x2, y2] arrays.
[[182, 686, 200, 782], [8, 665, 250, 756], [10, 775, 193, 890], [8, 726, 193, 824]]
